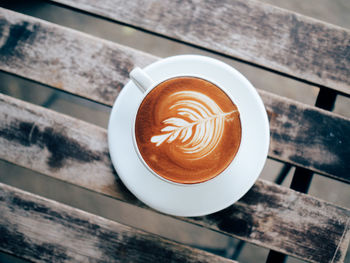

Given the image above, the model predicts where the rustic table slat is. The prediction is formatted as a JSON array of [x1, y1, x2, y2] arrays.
[[0, 8, 349, 183], [0, 183, 236, 263], [1, 93, 349, 263], [48, 0, 350, 95], [0, 7, 156, 106]]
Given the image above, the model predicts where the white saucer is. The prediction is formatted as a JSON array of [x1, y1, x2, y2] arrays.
[[108, 55, 269, 217]]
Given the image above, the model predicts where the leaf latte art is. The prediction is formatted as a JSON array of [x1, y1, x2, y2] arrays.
[[150, 91, 238, 160], [135, 77, 241, 184]]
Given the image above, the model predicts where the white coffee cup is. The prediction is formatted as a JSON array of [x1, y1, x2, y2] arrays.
[[129, 67, 241, 185], [108, 55, 270, 216]]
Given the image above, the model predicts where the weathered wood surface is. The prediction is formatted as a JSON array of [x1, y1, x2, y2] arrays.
[[0, 8, 349, 183], [262, 92, 350, 183], [0, 183, 236, 263], [48, 0, 350, 95], [0, 7, 156, 106], [1, 94, 349, 263]]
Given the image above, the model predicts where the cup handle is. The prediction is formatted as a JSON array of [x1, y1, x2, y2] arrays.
[[130, 67, 155, 93]]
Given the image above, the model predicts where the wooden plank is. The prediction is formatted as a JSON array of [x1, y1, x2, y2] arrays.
[[0, 8, 349, 182], [48, 0, 350, 95], [0, 7, 156, 106], [261, 91, 350, 183], [0, 94, 349, 263], [0, 183, 236, 263]]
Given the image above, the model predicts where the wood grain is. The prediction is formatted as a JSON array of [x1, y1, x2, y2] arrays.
[[1, 93, 349, 263], [0, 7, 156, 106], [261, 90, 350, 183], [0, 183, 236, 263], [48, 0, 350, 95], [0, 8, 349, 183]]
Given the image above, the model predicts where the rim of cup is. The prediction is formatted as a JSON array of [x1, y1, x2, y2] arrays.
[[130, 71, 242, 186]]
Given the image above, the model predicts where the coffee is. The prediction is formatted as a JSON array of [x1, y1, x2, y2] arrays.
[[135, 77, 241, 184]]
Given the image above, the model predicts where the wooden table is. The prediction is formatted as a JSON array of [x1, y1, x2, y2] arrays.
[[0, 1, 349, 262]]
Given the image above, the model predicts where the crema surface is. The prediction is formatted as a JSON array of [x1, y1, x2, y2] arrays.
[[135, 77, 241, 184]]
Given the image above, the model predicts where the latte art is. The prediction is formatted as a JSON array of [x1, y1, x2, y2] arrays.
[[151, 91, 238, 160], [135, 77, 241, 184]]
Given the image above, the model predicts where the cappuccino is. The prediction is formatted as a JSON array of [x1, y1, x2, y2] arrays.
[[135, 77, 241, 184]]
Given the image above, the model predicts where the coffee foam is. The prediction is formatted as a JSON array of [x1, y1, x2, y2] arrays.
[[135, 77, 241, 184]]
